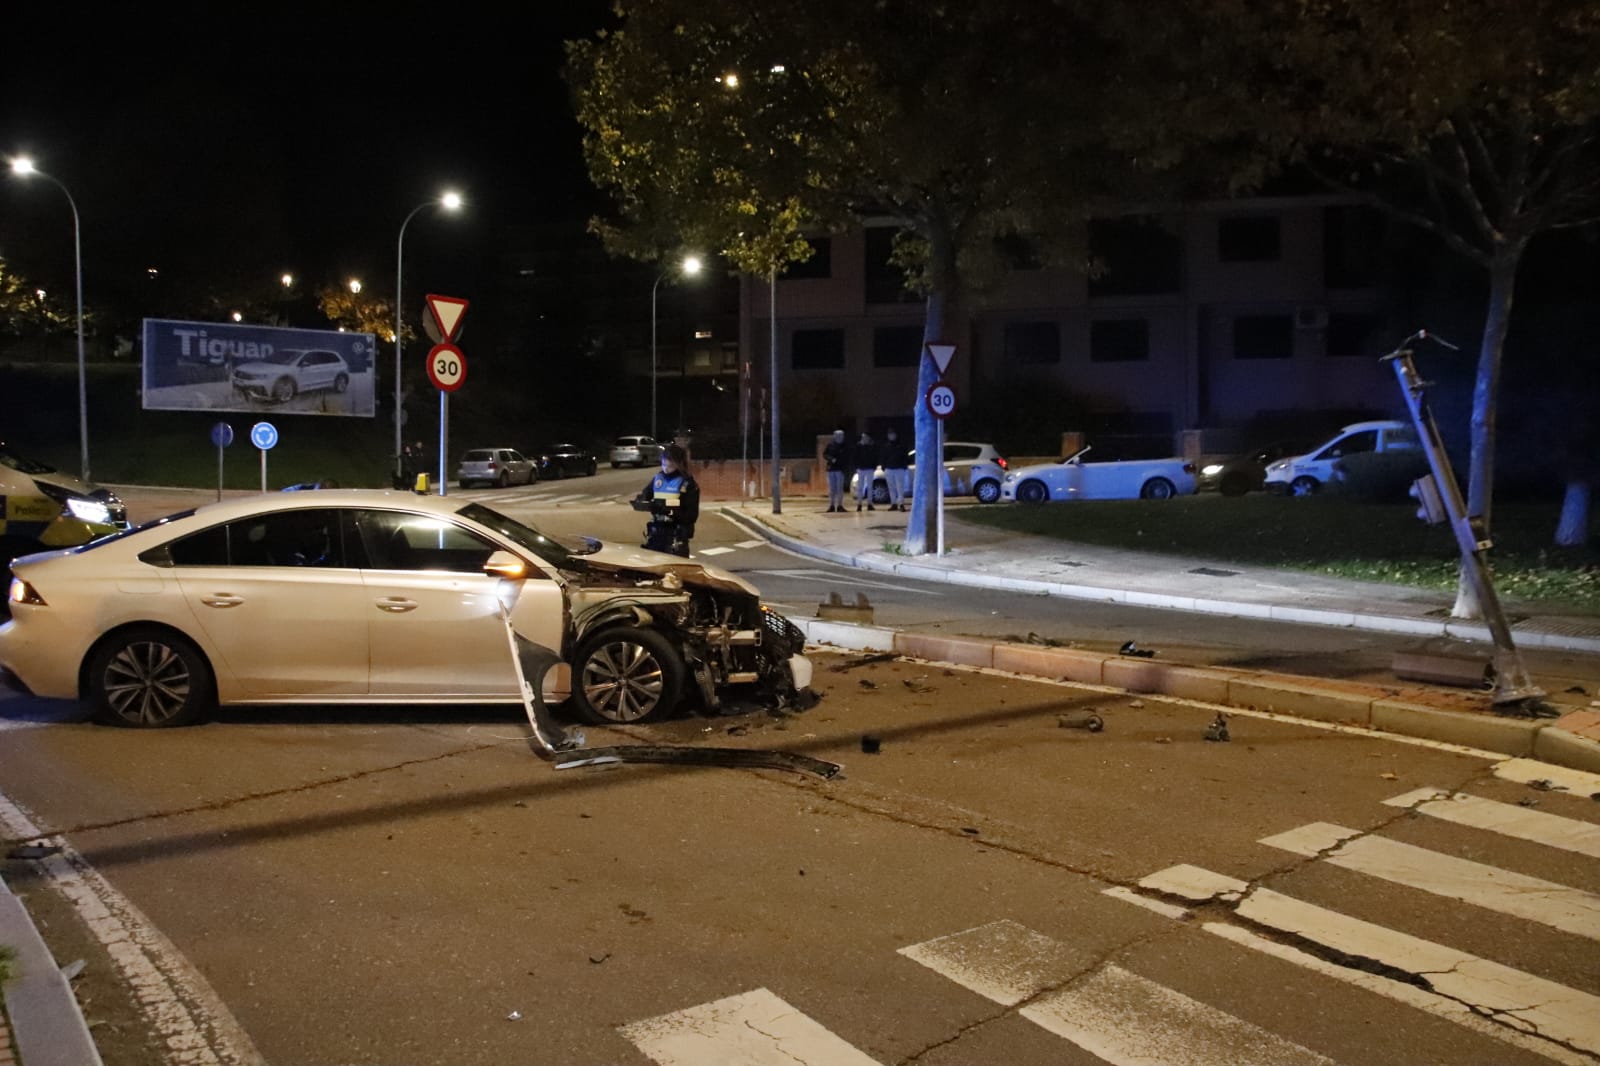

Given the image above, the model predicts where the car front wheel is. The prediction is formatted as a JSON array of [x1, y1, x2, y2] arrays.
[[975, 478, 1001, 504], [272, 377, 297, 402], [1140, 477, 1176, 500], [1016, 479, 1049, 503], [87, 626, 214, 728], [1290, 475, 1320, 497], [571, 626, 683, 725]]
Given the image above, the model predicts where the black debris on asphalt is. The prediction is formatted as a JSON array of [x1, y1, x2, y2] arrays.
[[1203, 713, 1231, 742]]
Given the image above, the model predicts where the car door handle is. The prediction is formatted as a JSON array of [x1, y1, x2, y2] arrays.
[[200, 594, 244, 608], [375, 598, 419, 613]]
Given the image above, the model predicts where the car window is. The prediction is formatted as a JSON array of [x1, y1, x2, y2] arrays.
[[463, 450, 493, 462], [354, 510, 500, 573], [455, 502, 594, 567], [1320, 430, 1378, 459], [1384, 425, 1419, 448], [162, 508, 348, 568], [945, 445, 980, 462]]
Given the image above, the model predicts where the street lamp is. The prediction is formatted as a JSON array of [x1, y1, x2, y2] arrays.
[[348, 278, 362, 294], [9, 157, 89, 481], [651, 255, 702, 441], [394, 190, 463, 482]]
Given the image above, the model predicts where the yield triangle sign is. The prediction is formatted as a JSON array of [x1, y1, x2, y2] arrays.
[[926, 343, 957, 375], [426, 294, 469, 343]]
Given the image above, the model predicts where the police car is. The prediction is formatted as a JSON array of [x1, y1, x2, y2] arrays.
[[1, 444, 129, 580]]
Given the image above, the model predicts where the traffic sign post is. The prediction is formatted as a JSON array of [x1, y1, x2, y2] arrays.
[[924, 379, 957, 557], [250, 421, 277, 492], [210, 421, 233, 501], [424, 295, 469, 495]]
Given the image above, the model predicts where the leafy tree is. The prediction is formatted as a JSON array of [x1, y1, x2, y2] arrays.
[[568, 1, 1223, 553], [317, 285, 398, 342], [1222, 0, 1600, 609]]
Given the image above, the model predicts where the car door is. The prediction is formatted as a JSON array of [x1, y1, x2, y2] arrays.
[[170, 508, 371, 697], [353, 508, 565, 697]]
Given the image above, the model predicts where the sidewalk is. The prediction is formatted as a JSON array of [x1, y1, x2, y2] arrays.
[[717, 497, 1600, 776]]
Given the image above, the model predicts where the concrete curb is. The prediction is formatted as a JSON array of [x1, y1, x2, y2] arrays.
[[0, 872, 104, 1066], [718, 506, 1600, 658], [786, 615, 1600, 774]]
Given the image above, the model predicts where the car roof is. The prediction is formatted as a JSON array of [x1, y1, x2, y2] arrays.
[[1336, 420, 1408, 432]]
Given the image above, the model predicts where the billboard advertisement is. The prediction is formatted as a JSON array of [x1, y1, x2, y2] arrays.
[[141, 319, 378, 417]]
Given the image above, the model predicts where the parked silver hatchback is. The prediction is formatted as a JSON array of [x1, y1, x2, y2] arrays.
[[456, 448, 537, 488], [609, 434, 663, 468]]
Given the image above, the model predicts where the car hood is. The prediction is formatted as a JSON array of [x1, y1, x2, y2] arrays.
[[32, 471, 109, 499], [579, 542, 760, 596], [231, 360, 283, 374]]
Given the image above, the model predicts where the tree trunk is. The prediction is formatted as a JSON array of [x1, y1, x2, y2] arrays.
[[1555, 481, 1591, 547], [1451, 244, 1523, 618]]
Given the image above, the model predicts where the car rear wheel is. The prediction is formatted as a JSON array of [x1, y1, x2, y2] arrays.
[[333, 373, 349, 393], [1016, 479, 1048, 504], [1140, 477, 1176, 500], [587, 461, 597, 476], [272, 377, 296, 402], [571, 626, 683, 725], [1290, 475, 1320, 497], [87, 626, 214, 728], [974, 478, 1001, 504], [871, 482, 890, 505], [495, 471, 509, 487]]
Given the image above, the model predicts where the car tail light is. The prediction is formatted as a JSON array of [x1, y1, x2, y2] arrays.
[[997, 457, 1009, 470], [1183, 463, 1196, 473], [487, 461, 498, 470]]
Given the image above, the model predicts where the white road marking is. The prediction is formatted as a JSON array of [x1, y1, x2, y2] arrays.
[[1260, 821, 1600, 940], [735, 539, 766, 548], [1127, 865, 1600, 1060], [1102, 885, 1191, 920], [1493, 758, 1600, 796], [697, 546, 736, 556], [1384, 788, 1600, 859], [900, 920, 1334, 1065], [747, 568, 943, 595], [619, 987, 883, 1065], [0, 791, 264, 1065]]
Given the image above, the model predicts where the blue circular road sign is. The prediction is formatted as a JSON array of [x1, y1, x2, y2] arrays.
[[210, 422, 234, 448], [250, 422, 279, 450]]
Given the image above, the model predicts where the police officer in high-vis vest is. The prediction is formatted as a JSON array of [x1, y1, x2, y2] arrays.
[[635, 443, 700, 557]]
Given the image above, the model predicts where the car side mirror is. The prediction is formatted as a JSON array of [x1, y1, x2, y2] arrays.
[[484, 550, 528, 580]]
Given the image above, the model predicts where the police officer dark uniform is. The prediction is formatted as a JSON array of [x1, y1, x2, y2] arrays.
[[634, 443, 700, 557]]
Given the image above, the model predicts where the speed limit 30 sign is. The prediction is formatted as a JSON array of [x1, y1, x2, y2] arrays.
[[925, 381, 956, 420], [427, 342, 467, 392]]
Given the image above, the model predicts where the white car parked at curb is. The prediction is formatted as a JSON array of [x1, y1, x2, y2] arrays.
[[850, 441, 1010, 504], [1000, 446, 1197, 502], [1263, 420, 1420, 497]]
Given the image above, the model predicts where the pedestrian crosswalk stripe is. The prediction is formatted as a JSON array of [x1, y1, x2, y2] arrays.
[[1260, 821, 1600, 940], [735, 539, 765, 548], [618, 987, 882, 1065], [1384, 787, 1600, 859], [900, 920, 1335, 1066], [1128, 865, 1600, 1060], [1493, 758, 1600, 796], [698, 546, 735, 556]]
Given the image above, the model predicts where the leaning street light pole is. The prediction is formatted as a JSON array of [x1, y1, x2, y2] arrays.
[[650, 254, 702, 442], [394, 190, 463, 483], [9, 157, 89, 481]]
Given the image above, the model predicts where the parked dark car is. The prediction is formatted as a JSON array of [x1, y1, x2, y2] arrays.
[[1198, 440, 1316, 496], [533, 443, 598, 479]]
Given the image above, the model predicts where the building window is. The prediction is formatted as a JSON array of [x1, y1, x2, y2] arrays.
[[1088, 217, 1181, 296], [872, 325, 922, 367], [785, 238, 832, 280], [1326, 312, 1382, 357], [1003, 321, 1060, 364], [995, 233, 1042, 270], [1233, 314, 1293, 358], [791, 328, 845, 370], [1089, 319, 1150, 362], [1324, 205, 1384, 289], [865, 227, 918, 304], [1218, 216, 1281, 262]]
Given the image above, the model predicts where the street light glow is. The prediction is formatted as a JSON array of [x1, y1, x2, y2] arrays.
[[9, 157, 36, 175], [721, 72, 740, 89], [348, 278, 362, 294], [683, 255, 703, 276], [441, 191, 463, 211], [281, 273, 294, 288], [232, 311, 243, 322]]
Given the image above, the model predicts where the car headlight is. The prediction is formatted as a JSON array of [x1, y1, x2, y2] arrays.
[[65, 497, 112, 524], [1201, 463, 1223, 476], [1265, 461, 1287, 474]]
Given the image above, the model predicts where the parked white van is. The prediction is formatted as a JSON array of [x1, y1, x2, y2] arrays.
[[1263, 420, 1420, 496]]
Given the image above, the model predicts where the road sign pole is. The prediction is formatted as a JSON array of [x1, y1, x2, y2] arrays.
[[438, 391, 449, 496], [936, 418, 945, 557], [260, 449, 267, 493], [217, 445, 224, 501]]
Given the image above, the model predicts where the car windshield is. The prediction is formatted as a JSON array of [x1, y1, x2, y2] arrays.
[[456, 502, 597, 565], [462, 450, 495, 462], [0, 447, 55, 475], [253, 350, 307, 366]]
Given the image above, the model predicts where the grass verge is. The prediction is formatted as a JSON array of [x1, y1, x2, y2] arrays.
[[960, 494, 1600, 613]]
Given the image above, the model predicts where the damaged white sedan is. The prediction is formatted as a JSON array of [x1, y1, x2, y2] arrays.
[[0, 489, 813, 728]]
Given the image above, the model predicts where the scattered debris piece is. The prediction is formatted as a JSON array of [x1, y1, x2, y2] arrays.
[[1119, 640, 1156, 658], [1380, 772, 1399, 781], [589, 953, 611, 965], [1025, 632, 1066, 647], [1129, 700, 1144, 709], [861, 735, 882, 754], [1203, 713, 1231, 742], [1057, 710, 1104, 732], [1563, 685, 1587, 694], [903, 677, 933, 693], [726, 725, 748, 736], [555, 746, 843, 780], [507, 1011, 523, 1021], [1528, 778, 1565, 792], [7, 843, 62, 860], [1517, 797, 1540, 808], [960, 827, 980, 835], [829, 652, 898, 673], [60, 959, 86, 981], [858, 678, 877, 690], [1155, 737, 1173, 744]]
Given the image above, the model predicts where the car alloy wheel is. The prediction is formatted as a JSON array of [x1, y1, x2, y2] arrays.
[[496, 470, 510, 487], [1290, 475, 1320, 497], [88, 627, 214, 728], [871, 482, 891, 505], [975, 478, 1001, 504], [1140, 477, 1176, 499], [1017, 480, 1048, 504], [572, 626, 683, 725], [272, 377, 297, 402]]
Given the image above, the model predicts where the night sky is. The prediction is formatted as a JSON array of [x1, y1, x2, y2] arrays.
[[0, 3, 611, 306]]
